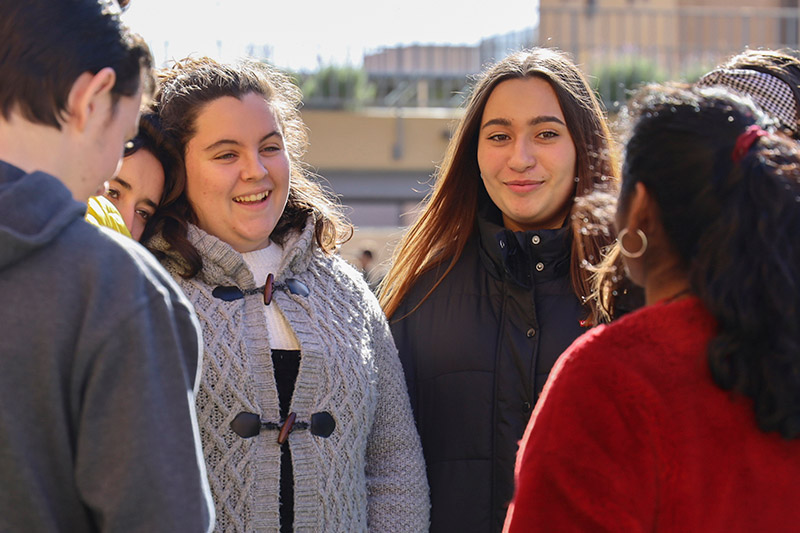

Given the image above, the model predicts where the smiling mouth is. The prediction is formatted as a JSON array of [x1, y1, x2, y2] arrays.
[[507, 179, 544, 186], [506, 180, 545, 189], [233, 191, 270, 204]]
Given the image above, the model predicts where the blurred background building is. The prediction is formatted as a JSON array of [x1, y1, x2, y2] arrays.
[[540, 0, 800, 108], [296, 28, 536, 271], [298, 0, 800, 274], [124, 0, 800, 275]]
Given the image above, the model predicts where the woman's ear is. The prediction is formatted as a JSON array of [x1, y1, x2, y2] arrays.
[[65, 67, 117, 132], [621, 182, 656, 234]]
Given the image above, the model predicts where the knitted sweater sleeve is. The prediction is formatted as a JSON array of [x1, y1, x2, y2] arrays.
[[364, 303, 431, 532], [503, 326, 663, 533]]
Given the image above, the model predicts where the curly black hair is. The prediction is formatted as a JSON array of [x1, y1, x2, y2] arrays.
[[622, 84, 800, 439]]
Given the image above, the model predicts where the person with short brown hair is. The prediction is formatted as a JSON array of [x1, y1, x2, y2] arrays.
[[0, 1, 214, 530]]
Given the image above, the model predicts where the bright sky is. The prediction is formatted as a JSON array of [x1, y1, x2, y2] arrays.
[[122, 0, 539, 72]]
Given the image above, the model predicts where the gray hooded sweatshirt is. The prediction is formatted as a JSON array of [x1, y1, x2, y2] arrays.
[[0, 161, 214, 532]]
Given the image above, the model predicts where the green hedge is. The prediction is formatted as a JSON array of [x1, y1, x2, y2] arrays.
[[592, 58, 667, 111]]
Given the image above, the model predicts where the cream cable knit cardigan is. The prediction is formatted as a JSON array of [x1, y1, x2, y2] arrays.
[[150, 220, 430, 532]]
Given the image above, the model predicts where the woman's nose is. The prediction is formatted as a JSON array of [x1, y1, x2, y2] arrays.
[[241, 153, 269, 182], [117, 202, 135, 233], [508, 139, 536, 172]]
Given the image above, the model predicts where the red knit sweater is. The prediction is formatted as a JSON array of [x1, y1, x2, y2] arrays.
[[504, 297, 800, 532]]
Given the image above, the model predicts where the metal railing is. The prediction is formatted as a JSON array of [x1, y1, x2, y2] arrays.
[[541, 4, 800, 105], [296, 70, 471, 109]]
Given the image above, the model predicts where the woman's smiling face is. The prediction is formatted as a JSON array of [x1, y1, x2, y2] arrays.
[[183, 92, 291, 253], [477, 76, 577, 231]]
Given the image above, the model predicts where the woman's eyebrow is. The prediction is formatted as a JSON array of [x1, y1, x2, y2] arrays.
[[480, 115, 565, 130], [203, 131, 282, 152]]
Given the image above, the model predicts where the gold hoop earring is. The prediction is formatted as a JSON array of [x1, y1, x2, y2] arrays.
[[618, 228, 648, 259]]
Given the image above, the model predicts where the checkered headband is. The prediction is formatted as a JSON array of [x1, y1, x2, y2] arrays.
[[696, 68, 799, 134]]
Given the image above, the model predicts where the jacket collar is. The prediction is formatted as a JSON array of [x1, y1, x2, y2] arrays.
[[477, 202, 572, 287]]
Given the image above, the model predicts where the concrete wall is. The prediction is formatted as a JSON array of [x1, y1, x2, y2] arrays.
[[300, 107, 463, 272], [302, 107, 460, 171]]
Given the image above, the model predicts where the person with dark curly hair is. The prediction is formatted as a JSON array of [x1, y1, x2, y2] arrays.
[[504, 84, 800, 531], [697, 48, 800, 138], [593, 49, 800, 321], [145, 57, 429, 533]]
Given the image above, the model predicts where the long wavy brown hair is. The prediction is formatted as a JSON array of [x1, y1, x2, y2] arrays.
[[146, 57, 351, 277], [380, 48, 619, 323]]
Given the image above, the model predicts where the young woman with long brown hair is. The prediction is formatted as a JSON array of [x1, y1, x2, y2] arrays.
[[146, 57, 429, 533], [380, 48, 620, 532]]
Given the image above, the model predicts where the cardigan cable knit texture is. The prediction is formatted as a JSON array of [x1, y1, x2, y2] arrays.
[[150, 220, 429, 532]]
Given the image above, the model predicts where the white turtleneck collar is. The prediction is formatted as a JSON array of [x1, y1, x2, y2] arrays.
[[241, 242, 300, 351]]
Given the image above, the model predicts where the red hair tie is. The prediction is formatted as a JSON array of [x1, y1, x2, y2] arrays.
[[731, 124, 768, 164]]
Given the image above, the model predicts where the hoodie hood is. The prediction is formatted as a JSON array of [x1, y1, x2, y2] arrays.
[[0, 160, 86, 270]]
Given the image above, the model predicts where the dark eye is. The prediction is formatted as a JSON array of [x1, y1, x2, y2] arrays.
[[135, 209, 152, 221], [105, 188, 120, 200], [539, 130, 559, 139], [488, 133, 510, 142]]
